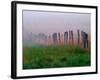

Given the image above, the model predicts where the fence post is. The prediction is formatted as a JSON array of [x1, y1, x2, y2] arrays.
[[52, 33, 58, 44], [71, 30, 74, 44], [64, 31, 68, 44], [81, 31, 88, 48], [77, 29, 80, 44], [58, 32, 61, 44], [69, 30, 71, 44]]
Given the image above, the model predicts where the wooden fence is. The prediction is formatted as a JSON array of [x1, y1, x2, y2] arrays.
[[30, 29, 90, 48]]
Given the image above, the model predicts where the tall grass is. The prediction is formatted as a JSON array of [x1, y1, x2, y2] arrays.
[[23, 45, 90, 69]]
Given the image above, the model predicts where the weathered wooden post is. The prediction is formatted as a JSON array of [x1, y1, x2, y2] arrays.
[[64, 31, 68, 44], [61, 33, 64, 44], [58, 32, 61, 44], [69, 30, 71, 44], [52, 33, 58, 44], [77, 29, 80, 44], [85, 32, 88, 48], [69, 31, 71, 40], [71, 30, 74, 44], [81, 31, 88, 48]]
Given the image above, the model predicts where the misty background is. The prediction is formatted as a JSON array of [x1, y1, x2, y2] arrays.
[[22, 10, 91, 46]]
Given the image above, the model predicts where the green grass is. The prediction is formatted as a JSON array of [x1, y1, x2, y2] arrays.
[[23, 45, 91, 69]]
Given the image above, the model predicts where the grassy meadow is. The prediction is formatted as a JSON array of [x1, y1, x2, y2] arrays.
[[23, 45, 91, 69]]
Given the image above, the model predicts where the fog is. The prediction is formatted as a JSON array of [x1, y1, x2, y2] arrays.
[[22, 10, 91, 46]]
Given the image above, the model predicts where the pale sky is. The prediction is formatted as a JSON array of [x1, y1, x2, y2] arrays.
[[22, 10, 91, 36]]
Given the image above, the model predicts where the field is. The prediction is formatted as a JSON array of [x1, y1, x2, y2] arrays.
[[23, 45, 91, 69]]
